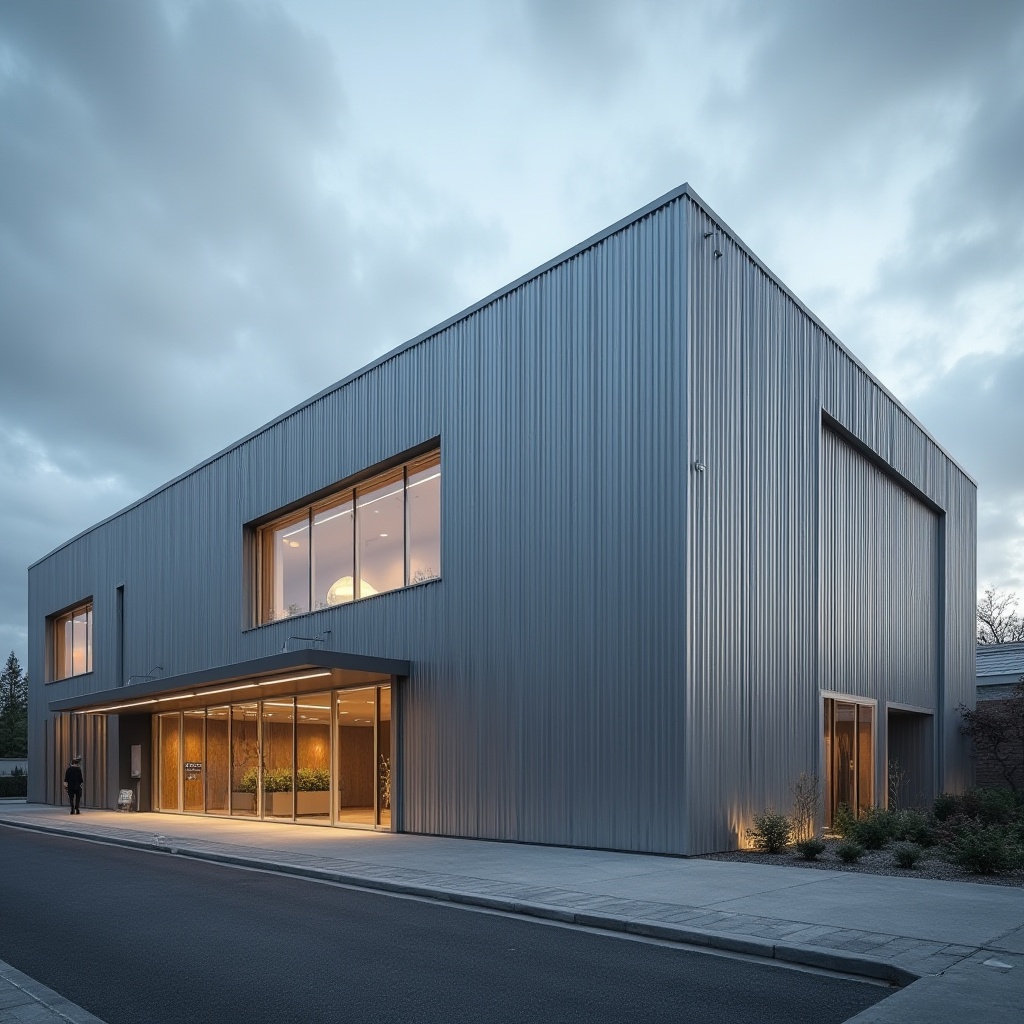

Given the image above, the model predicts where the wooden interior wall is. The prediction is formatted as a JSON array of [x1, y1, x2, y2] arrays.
[[159, 717, 179, 810], [338, 725, 374, 807], [206, 717, 229, 810], [183, 715, 203, 810]]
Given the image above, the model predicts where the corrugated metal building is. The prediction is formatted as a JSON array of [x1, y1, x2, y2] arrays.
[[27, 184, 976, 854]]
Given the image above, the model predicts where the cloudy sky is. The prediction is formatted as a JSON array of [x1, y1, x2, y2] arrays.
[[1, 0, 1022, 667]]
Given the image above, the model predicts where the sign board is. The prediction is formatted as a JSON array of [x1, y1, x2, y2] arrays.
[[184, 761, 202, 780], [117, 789, 134, 811], [130, 745, 142, 779]]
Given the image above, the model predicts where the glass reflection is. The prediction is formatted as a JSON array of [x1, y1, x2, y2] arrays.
[[857, 705, 874, 816], [337, 687, 376, 825], [262, 698, 294, 819], [206, 706, 230, 814], [295, 692, 331, 822], [263, 512, 310, 620], [183, 710, 205, 812], [54, 604, 92, 680], [377, 686, 391, 828], [313, 497, 354, 609], [356, 471, 404, 597], [407, 451, 441, 584], [231, 703, 259, 816]]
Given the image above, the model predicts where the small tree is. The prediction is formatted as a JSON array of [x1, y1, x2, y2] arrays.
[[790, 772, 821, 841], [977, 587, 1024, 645], [959, 679, 1024, 793], [0, 652, 28, 758]]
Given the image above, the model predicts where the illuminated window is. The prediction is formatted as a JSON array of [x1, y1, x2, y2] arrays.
[[53, 602, 93, 680], [256, 447, 441, 624]]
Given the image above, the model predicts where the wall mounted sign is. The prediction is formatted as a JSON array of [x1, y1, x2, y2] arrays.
[[184, 761, 203, 780]]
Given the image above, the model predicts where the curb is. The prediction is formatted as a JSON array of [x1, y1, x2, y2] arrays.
[[0, 818, 919, 988]]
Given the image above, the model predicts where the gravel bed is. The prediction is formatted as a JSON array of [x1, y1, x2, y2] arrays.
[[701, 838, 1024, 887]]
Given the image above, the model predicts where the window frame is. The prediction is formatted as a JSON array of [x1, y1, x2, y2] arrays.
[[251, 445, 441, 627], [50, 600, 94, 682]]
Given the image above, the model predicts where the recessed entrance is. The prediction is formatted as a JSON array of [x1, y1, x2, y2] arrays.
[[154, 683, 393, 829], [886, 707, 934, 809]]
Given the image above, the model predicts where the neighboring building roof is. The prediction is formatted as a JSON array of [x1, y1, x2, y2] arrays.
[[977, 642, 1024, 698]]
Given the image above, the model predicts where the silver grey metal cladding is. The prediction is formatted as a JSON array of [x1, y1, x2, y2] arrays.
[[29, 199, 691, 852], [28, 185, 976, 853], [684, 194, 975, 853], [820, 427, 940, 709]]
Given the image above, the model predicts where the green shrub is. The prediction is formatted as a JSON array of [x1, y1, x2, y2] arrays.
[[795, 837, 826, 860], [0, 775, 27, 798], [851, 812, 890, 850], [836, 840, 864, 863], [262, 768, 293, 793], [972, 788, 1022, 826], [832, 803, 857, 838], [890, 809, 934, 846], [933, 792, 960, 822], [296, 767, 330, 792], [943, 822, 1021, 874], [746, 811, 793, 853], [892, 842, 923, 868], [934, 789, 1023, 826]]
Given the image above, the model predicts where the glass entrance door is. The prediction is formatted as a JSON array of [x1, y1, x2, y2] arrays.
[[262, 699, 294, 820], [824, 698, 874, 827], [296, 693, 331, 823], [206, 706, 230, 814], [337, 687, 376, 825], [231, 703, 259, 816], [150, 683, 394, 829]]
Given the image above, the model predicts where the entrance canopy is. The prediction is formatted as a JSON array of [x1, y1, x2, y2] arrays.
[[47, 650, 410, 716]]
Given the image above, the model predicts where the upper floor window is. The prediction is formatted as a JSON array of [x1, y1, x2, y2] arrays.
[[257, 448, 440, 624], [53, 602, 93, 680]]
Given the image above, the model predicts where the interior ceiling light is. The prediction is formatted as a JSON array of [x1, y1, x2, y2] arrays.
[[202, 682, 260, 696], [257, 670, 332, 687], [326, 576, 377, 604]]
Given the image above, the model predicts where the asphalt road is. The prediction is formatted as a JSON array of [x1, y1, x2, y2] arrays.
[[0, 827, 887, 1024]]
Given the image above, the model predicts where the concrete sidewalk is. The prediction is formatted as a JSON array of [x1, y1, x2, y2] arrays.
[[1, 803, 1021, 1023]]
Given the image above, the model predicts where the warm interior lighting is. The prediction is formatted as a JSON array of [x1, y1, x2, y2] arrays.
[[257, 670, 332, 686], [203, 682, 261, 696], [326, 576, 378, 604]]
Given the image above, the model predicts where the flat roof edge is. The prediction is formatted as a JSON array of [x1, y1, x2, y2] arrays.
[[680, 186, 976, 489], [31, 180, 974, 569], [30, 183, 697, 569], [47, 649, 411, 712]]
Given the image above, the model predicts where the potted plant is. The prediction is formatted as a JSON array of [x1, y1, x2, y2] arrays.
[[296, 766, 331, 815]]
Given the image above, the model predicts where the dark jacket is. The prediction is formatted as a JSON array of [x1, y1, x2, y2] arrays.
[[64, 765, 84, 791]]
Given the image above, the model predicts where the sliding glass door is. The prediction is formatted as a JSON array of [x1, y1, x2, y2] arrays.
[[152, 684, 393, 829]]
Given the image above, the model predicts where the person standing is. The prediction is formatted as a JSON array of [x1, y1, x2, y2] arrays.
[[64, 756, 84, 815]]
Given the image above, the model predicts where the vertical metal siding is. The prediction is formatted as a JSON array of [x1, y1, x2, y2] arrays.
[[28, 186, 976, 853], [683, 194, 975, 852], [820, 427, 940, 708], [29, 200, 690, 853], [685, 204, 821, 854]]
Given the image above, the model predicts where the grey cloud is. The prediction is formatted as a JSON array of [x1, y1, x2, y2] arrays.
[[907, 346, 1024, 587], [0, 0, 504, 665]]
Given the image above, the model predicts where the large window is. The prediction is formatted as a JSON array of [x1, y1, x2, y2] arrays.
[[52, 602, 93, 680], [256, 448, 440, 624]]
